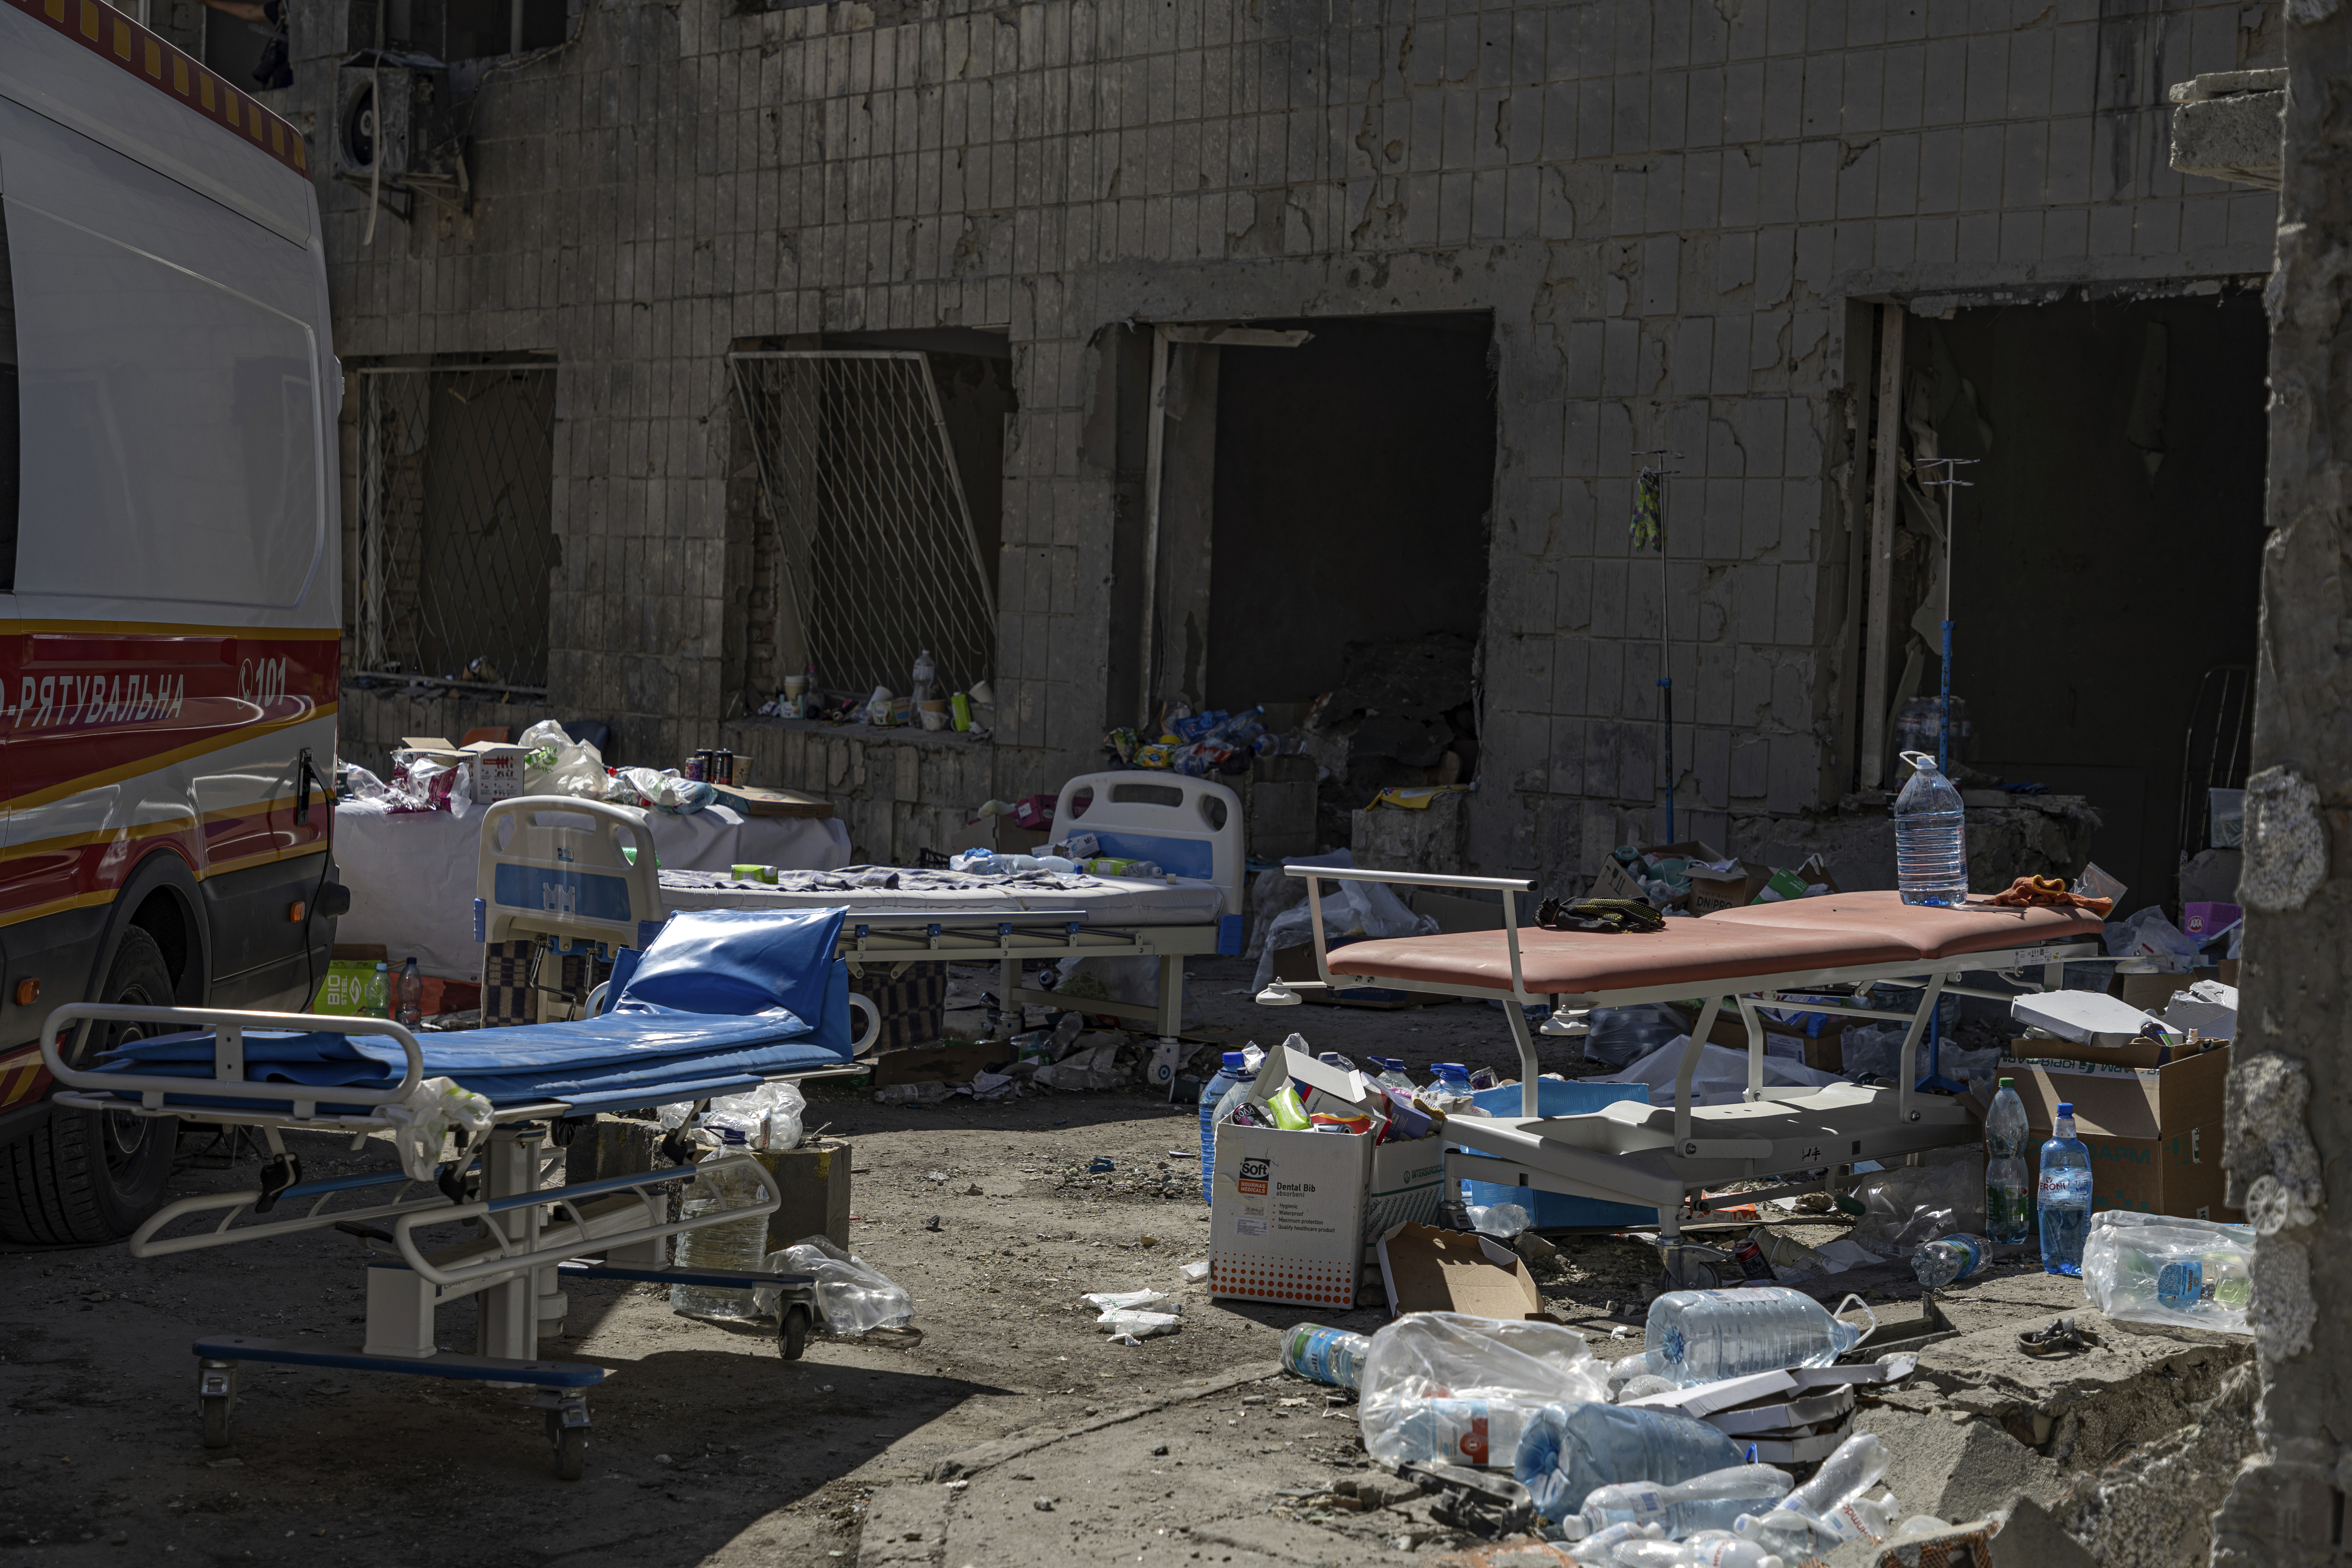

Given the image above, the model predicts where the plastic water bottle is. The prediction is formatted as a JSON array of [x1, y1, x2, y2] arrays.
[[396, 956, 424, 1029], [1643, 1287, 1869, 1386], [1736, 1432, 1892, 1553], [1910, 1232, 1986, 1289], [1891, 750, 1968, 907], [2039, 1102, 2093, 1276], [1563, 1465, 1793, 1539], [1985, 1078, 2032, 1245], [1374, 1058, 1417, 1091], [1316, 1050, 1357, 1071], [1613, 1536, 1788, 1568], [1198, 1051, 1246, 1202], [1428, 1062, 1473, 1091], [1513, 1401, 1744, 1522], [671, 1131, 771, 1320], [370, 960, 391, 1018], [1280, 1324, 1371, 1391]]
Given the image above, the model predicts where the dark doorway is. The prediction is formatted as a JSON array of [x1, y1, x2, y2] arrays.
[[1203, 314, 1496, 713], [1905, 292, 2266, 913]]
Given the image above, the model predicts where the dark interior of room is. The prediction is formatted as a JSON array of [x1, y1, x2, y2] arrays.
[[1204, 312, 1497, 716], [1911, 292, 2266, 914]]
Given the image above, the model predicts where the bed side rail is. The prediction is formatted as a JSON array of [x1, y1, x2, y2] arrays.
[[42, 1004, 425, 1116]]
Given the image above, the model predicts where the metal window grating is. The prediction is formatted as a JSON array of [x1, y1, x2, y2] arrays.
[[354, 364, 557, 693], [728, 350, 996, 701]]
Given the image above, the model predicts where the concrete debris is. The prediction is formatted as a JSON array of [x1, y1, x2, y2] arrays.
[[2062, 1363, 2258, 1568], [2236, 766, 2327, 911]]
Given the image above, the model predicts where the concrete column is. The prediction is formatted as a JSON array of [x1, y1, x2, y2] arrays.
[[2208, 15, 2352, 1566]]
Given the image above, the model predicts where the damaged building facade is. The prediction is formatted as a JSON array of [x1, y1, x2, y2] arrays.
[[292, 0, 2279, 896]]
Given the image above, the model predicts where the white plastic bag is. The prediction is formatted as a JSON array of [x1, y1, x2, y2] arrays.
[[1465, 1203, 1534, 1238], [702, 1080, 806, 1150], [1846, 1150, 1985, 1257], [519, 719, 610, 799], [1248, 872, 1439, 989], [2103, 906, 2202, 971], [756, 1234, 914, 1334], [617, 766, 715, 815], [379, 1075, 494, 1181], [2080, 1211, 2254, 1335], [1359, 1312, 1612, 1469], [1083, 1288, 1182, 1338]]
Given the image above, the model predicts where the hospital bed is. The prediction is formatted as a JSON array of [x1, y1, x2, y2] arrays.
[[476, 771, 1249, 1036], [40, 907, 872, 1478], [1260, 868, 2105, 1269]]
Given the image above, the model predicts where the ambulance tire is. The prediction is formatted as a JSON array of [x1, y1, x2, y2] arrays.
[[0, 928, 179, 1245]]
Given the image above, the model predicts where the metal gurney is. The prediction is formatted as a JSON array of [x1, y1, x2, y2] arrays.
[[475, 770, 1249, 1034], [1261, 869, 2107, 1252], [42, 907, 871, 1478]]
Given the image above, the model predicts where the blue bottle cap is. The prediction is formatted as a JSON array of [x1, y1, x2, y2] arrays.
[[1433, 1062, 1469, 1079], [1222, 1051, 1246, 1069], [2056, 1102, 2074, 1117]]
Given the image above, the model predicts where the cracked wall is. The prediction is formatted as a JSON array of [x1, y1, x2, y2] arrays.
[[285, 0, 2278, 865]]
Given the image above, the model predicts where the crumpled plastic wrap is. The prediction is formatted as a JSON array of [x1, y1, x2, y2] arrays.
[[617, 766, 715, 815], [517, 719, 612, 799], [1082, 1288, 1181, 1338], [756, 1234, 913, 1335], [1847, 1150, 1985, 1257], [1358, 1312, 1612, 1469], [379, 1075, 494, 1181]]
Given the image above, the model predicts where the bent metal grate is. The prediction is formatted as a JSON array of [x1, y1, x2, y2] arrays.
[[354, 364, 558, 693], [729, 350, 996, 700]]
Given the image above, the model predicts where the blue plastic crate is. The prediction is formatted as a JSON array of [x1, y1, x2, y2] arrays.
[[1455, 1078, 1657, 1228]]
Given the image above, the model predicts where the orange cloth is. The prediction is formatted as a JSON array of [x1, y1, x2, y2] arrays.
[[1988, 874, 2114, 918]]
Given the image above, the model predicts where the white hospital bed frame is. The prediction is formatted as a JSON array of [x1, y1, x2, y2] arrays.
[[1267, 866, 2103, 1254], [42, 1002, 863, 1477], [475, 771, 1249, 1037]]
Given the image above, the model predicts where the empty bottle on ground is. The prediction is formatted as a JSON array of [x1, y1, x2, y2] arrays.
[[1373, 1058, 1417, 1091], [1612, 1535, 1788, 1568], [1198, 1051, 1248, 1202], [2039, 1102, 2093, 1276], [1891, 750, 1968, 907], [1642, 1287, 1871, 1386], [1984, 1077, 2032, 1245], [1281, 1324, 1371, 1391], [671, 1127, 770, 1320], [1911, 1232, 1986, 1289], [1558, 1464, 1793, 1539], [1734, 1432, 1893, 1554], [1514, 1400, 1744, 1523]]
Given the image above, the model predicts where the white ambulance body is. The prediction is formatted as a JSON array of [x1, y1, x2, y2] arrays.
[[0, 0, 345, 1241]]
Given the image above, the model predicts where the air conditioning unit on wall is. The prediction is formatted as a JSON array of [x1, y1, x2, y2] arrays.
[[333, 54, 469, 221]]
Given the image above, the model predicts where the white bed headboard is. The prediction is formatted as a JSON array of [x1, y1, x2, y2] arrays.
[[1056, 770, 1246, 922], [474, 796, 665, 955]]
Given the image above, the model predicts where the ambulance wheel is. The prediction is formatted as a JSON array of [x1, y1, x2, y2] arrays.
[[552, 1423, 586, 1481], [201, 1395, 232, 1449], [0, 928, 177, 1245], [778, 1304, 811, 1361]]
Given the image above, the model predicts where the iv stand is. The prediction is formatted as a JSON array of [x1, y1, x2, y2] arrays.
[[1633, 450, 1683, 842], [1914, 456, 1978, 1096]]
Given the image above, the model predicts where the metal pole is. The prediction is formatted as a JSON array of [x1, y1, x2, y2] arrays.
[[1633, 450, 1682, 842], [1915, 456, 1975, 1097]]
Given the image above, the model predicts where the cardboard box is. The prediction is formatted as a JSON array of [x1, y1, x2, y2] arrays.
[[1591, 840, 1720, 911], [710, 783, 835, 819], [1208, 1049, 1447, 1307], [1686, 858, 1775, 916], [760, 1134, 853, 1252], [946, 815, 1049, 855], [401, 735, 525, 801], [866, 1035, 1002, 1086], [2113, 970, 2186, 1012], [1374, 1223, 1550, 1320], [1983, 1043, 2239, 1221]]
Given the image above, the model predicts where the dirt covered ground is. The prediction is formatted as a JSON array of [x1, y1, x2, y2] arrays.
[[0, 959, 2232, 1566]]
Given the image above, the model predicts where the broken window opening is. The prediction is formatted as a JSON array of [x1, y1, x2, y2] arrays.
[[352, 361, 558, 693], [729, 349, 1000, 706]]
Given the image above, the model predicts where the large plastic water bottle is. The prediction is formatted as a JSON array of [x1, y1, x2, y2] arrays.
[[1373, 1058, 1417, 1091], [1428, 1062, 1474, 1091], [1198, 1051, 1247, 1202], [1563, 1465, 1793, 1539], [1892, 750, 1968, 907], [2039, 1103, 2093, 1276], [1985, 1078, 2032, 1245], [671, 1131, 771, 1320], [1512, 1401, 1744, 1521], [1615, 1535, 1788, 1568], [1644, 1287, 1869, 1386]]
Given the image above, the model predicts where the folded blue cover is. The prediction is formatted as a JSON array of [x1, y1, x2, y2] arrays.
[[92, 907, 858, 1111]]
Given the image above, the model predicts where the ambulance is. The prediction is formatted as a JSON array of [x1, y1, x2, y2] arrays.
[[0, 0, 347, 1241]]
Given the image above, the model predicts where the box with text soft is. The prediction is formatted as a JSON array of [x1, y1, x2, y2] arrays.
[[1208, 1116, 1369, 1309]]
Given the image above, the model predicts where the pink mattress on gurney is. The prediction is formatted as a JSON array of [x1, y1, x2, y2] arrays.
[[1325, 889, 2105, 995]]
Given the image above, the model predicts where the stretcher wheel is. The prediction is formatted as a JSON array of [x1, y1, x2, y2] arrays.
[[200, 1395, 232, 1449], [553, 1425, 585, 1481], [778, 1303, 811, 1361]]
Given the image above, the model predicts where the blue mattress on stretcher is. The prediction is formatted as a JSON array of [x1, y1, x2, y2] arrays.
[[88, 909, 859, 1114]]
